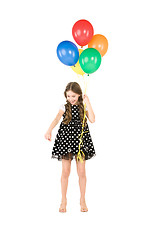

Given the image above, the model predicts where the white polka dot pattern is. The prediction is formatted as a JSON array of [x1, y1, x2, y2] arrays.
[[51, 104, 96, 161]]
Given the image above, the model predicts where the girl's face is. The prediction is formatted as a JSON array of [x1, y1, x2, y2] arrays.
[[66, 90, 80, 105]]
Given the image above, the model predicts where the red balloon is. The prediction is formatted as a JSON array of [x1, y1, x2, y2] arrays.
[[72, 19, 94, 47]]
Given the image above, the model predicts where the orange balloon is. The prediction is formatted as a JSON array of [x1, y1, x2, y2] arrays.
[[88, 34, 108, 57]]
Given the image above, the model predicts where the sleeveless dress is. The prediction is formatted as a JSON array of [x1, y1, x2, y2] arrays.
[[51, 103, 96, 161]]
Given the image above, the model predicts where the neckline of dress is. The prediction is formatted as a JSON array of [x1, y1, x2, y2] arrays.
[[70, 103, 78, 106]]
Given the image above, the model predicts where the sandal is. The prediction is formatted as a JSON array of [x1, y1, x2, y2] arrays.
[[80, 200, 88, 212], [59, 199, 67, 213]]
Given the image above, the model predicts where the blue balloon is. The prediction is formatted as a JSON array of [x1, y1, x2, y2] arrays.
[[57, 41, 79, 66]]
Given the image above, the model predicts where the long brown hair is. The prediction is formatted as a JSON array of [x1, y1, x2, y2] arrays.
[[62, 82, 87, 127]]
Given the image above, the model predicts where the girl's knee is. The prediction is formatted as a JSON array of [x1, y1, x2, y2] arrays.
[[62, 159, 71, 178], [62, 168, 71, 178], [78, 170, 86, 178]]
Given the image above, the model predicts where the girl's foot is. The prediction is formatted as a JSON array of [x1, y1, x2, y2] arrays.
[[80, 199, 88, 212], [59, 199, 67, 213]]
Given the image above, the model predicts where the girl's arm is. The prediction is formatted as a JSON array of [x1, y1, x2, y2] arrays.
[[83, 94, 95, 123], [47, 109, 64, 132], [44, 110, 64, 141]]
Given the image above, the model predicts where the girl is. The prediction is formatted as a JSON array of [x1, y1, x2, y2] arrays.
[[44, 82, 96, 212]]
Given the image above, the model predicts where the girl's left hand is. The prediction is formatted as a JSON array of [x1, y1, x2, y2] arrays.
[[83, 94, 89, 104]]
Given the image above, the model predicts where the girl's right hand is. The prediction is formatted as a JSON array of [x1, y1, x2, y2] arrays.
[[44, 131, 52, 141]]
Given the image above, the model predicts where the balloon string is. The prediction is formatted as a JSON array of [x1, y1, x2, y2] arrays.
[[77, 74, 88, 163], [84, 74, 87, 94], [77, 74, 81, 86]]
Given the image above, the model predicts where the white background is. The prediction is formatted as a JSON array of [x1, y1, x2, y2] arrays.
[[0, 0, 152, 239]]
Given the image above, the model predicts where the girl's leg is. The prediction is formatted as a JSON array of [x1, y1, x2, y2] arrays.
[[59, 159, 71, 212], [76, 157, 88, 212]]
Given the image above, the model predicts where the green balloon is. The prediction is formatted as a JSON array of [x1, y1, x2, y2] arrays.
[[79, 48, 102, 74]]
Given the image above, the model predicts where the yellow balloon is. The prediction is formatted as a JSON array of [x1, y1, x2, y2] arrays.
[[71, 49, 85, 75]]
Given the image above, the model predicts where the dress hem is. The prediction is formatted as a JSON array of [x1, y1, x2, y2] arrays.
[[51, 153, 96, 161]]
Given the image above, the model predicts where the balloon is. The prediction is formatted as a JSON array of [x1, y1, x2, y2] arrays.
[[79, 48, 102, 74], [88, 34, 108, 57], [72, 19, 94, 47], [57, 41, 79, 66], [71, 49, 85, 75]]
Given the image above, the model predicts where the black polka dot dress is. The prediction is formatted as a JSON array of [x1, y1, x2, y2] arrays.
[[51, 103, 96, 161]]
